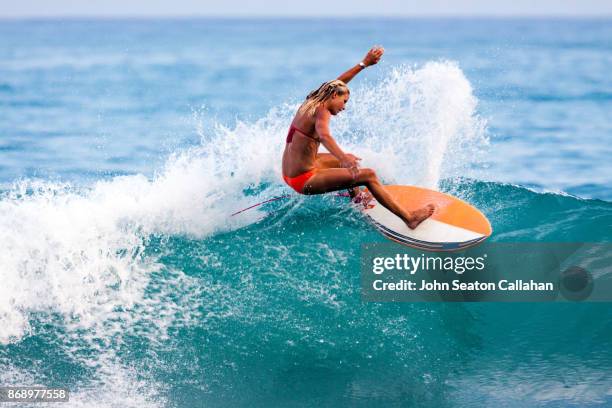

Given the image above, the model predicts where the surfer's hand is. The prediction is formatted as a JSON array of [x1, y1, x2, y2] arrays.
[[345, 153, 361, 162], [341, 156, 360, 179], [363, 46, 384, 66], [341, 155, 359, 168]]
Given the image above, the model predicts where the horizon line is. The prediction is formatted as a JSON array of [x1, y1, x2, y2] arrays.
[[1, 14, 612, 21]]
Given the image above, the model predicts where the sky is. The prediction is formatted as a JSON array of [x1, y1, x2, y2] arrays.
[[1, 0, 612, 18]]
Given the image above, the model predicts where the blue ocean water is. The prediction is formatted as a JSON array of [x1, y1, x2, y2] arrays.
[[0, 18, 611, 407]]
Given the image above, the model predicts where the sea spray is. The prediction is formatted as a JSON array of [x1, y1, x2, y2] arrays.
[[334, 61, 488, 188]]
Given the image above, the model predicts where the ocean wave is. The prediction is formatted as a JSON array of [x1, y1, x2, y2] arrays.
[[1, 61, 610, 407]]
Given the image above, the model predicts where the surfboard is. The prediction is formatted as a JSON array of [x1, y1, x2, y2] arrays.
[[361, 185, 492, 251]]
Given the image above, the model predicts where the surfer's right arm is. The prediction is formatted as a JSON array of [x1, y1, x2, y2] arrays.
[[337, 46, 384, 84], [315, 107, 359, 174]]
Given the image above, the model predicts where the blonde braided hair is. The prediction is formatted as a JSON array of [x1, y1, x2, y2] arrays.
[[298, 79, 350, 117]]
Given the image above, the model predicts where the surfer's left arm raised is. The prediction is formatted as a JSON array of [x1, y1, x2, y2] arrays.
[[337, 46, 384, 84]]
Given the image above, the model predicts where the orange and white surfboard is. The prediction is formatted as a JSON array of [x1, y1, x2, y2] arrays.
[[362, 185, 492, 251]]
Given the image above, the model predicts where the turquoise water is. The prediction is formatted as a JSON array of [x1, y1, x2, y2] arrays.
[[1, 18, 611, 407]]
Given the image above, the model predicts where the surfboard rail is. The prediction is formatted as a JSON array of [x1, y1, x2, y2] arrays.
[[362, 185, 492, 251]]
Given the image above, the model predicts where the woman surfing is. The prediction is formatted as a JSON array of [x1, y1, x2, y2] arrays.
[[282, 46, 435, 229]]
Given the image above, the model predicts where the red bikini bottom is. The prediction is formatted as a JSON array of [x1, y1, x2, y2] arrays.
[[283, 169, 316, 194]]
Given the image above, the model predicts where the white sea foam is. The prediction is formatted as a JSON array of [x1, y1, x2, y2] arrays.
[[333, 61, 488, 188]]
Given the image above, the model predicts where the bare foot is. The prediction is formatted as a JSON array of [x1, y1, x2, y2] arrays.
[[406, 204, 435, 229]]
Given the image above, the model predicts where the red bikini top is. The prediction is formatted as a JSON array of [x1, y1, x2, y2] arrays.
[[286, 124, 318, 143]]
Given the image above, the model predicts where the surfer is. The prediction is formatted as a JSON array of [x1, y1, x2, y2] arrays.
[[282, 46, 434, 229]]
